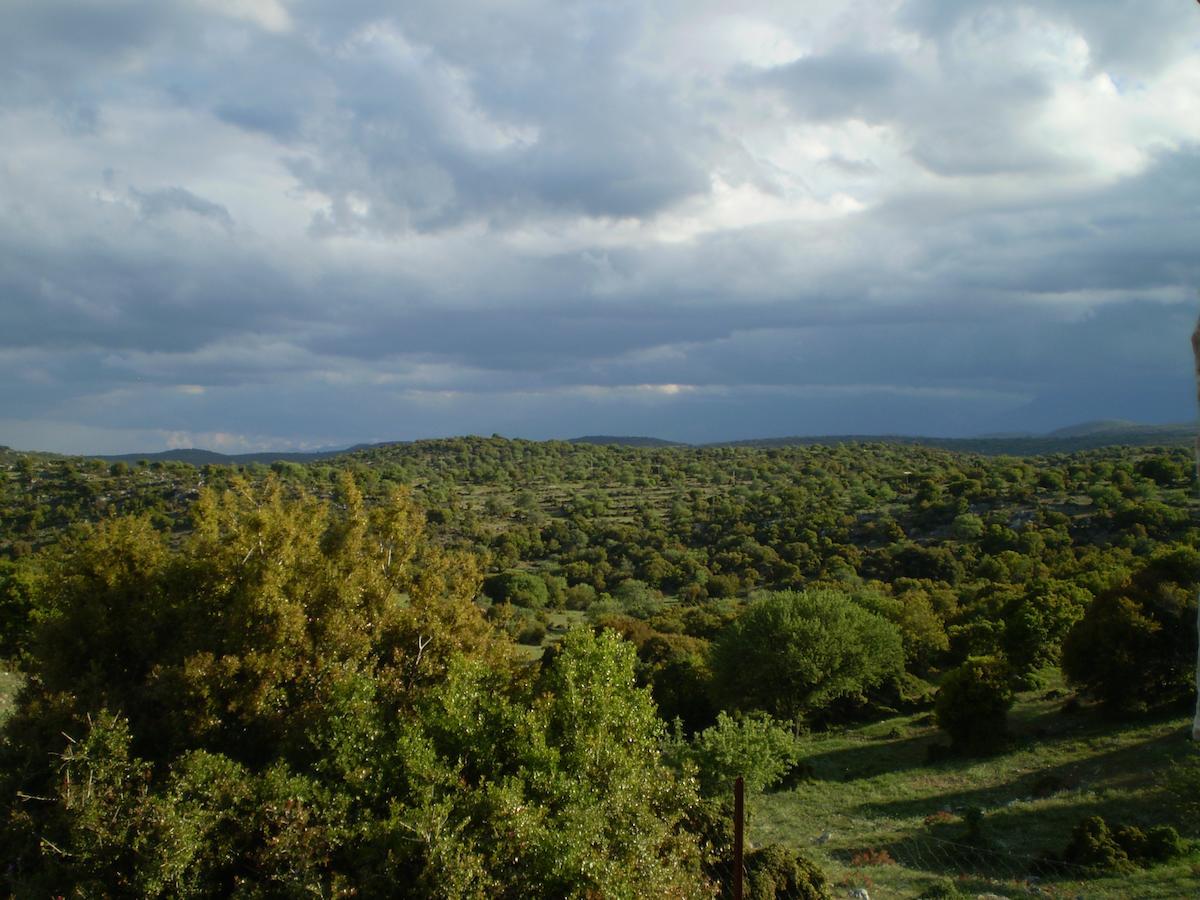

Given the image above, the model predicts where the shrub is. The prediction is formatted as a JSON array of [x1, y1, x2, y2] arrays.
[[1062, 816, 1136, 874], [483, 570, 550, 609], [0, 558, 39, 660], [564, 582, 597, 610], [917, 877, 962, 898], [613, 578, 664, 618], [849, 847, 895, 867], [516, 621, 547, 645], [745, 843, 830, 900], [1139, 825, 1186, 863], [1059, 815, 1184, 874], [1160, 755, 1200, 822], [706, 573, 740, 599], [934, 657, 1013, 754], [1031, 773, 1069, 799], [962, 806, 988, 846]]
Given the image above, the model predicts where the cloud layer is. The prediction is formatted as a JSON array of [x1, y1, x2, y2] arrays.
[[2, 0, 1198, 452]]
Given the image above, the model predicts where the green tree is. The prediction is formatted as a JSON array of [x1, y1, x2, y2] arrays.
[[1062, 546, 1198, 713], [1002, 580, 1089, 686], [0, 557, 40, 660], [0, 481, 709, 896], [670, 711, 800, 796], [482, 570, 550, 609], [710, 590, 904, 722], [934, 656, 1013, 754]]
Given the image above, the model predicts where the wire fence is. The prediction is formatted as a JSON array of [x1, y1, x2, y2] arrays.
[[815, 830, 1130, 900], [889, 832, 1096, 879]]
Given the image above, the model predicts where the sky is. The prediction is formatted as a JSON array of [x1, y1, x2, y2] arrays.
[[2, 0, 1199, 454]]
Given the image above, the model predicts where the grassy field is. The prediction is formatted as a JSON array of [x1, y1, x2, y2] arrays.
[[751, 678, 1200, 898]]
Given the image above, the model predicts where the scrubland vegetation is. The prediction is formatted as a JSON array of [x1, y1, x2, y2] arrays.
[[0, 437, 1196, 896]]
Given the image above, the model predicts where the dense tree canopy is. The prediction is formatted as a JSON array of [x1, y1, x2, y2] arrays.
[[0, 436, 1197, 894], [710, 590, 904, 722], [0, 478, 709, 897], [1062, 546, 1199, 713]]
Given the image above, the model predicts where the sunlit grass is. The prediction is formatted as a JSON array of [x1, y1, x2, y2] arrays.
[[751, 678, 1200, 898]]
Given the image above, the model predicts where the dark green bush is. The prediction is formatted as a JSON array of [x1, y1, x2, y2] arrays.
[[516, 621, 547, 645], [1139, 825, 1186, 863], [962, 806, 988, 847], [1060, 815, 1184, 874], [1160, 755, 1200, 822], [1030, 772, 1069, 798], [744, 843, 830, 900], [1062, 546, 1198, 713], [934, 657, 1013, 754], [483, 569, 550, 609], [916, 877, 962, 898], [1111, 822, 1186, 865], [1063, 816, 1135, 874]]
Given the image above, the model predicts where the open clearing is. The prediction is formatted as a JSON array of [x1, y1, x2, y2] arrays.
[[754, 678, 1200, 898]]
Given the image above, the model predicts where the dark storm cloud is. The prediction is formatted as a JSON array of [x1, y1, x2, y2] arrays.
[[130, 187, 234, 229], [753, 50, 907, 122], [2, 0, 1198, 453], [0, 1, 174, 88], [274, 8, 716, 232], [0, 230, 304, 355]]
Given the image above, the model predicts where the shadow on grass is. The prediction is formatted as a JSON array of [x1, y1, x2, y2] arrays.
[[873, 824, 1096, 887], [794, 731, 944, 783], [853, 728, 1194, 824], [818, 729, 1200, 894], [790, 697, 1164, 787], [1004, 693, 1192, 749], [790, 704, 1115, 786]]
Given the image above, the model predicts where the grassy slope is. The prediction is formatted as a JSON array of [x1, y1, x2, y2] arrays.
[[753, 677, 1200, 898]]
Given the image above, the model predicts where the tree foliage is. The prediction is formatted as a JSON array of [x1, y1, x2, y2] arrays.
[[667, 711, 800, 797], [934, 656, 1013, 754], [710, 590, 904, 722], [1062, 546, 1199, 713], [0, 478, 708, 897]]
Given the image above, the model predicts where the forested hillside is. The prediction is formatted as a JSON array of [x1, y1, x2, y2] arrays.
[[0, 437, 1197, 896]]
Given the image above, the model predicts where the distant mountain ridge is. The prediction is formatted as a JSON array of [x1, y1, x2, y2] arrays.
[[713, 422, 1195, 455], [1045, 419, 1183, 438], [77, 420, 1196, 464], [96, 448, 347, 466]]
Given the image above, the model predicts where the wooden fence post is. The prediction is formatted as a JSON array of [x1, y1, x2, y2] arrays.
[[733, 776, 744, 900]]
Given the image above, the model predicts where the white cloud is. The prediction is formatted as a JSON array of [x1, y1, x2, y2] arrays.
[[193, 0, 291, 33]]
